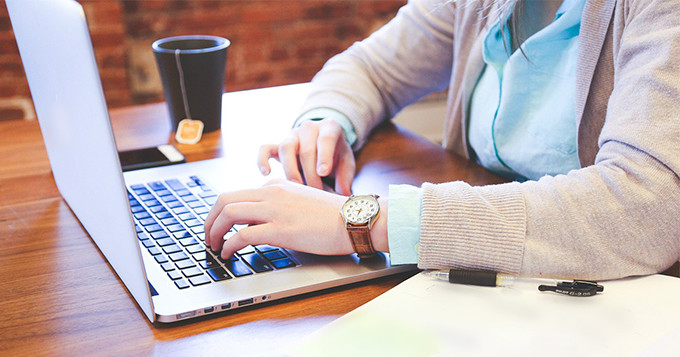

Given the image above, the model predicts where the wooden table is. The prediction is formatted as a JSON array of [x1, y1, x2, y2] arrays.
[[0, 85, 505, 355]]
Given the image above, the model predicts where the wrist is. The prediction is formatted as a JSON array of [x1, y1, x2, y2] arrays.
[[371, 197, 389, 252], [340, 194, 388, 257]]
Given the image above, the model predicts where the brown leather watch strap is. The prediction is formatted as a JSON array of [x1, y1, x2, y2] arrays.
[[347, 225, 376, 258]]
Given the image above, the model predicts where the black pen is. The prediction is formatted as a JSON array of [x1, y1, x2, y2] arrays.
[[424, 269, 603, 296], [423, 269, 549, 287]]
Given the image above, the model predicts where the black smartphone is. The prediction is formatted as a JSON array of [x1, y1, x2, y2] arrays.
[[118, 144, 186, 172]]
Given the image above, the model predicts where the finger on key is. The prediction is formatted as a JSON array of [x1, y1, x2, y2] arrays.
[[257, 144, 279, 175], [278, 135, 304, 184], [316, 121, 342, 177]]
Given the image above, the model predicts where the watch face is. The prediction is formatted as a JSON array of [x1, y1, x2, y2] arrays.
[[342, 195, 379, 224]]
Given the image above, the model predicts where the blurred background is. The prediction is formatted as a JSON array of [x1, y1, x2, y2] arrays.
[[0, 0, 406, 122]]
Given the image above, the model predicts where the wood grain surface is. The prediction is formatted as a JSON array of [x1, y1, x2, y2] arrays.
[[0, 87, 505, 355]]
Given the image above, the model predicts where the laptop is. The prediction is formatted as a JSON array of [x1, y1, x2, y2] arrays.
[[6, 0, 414, 323]]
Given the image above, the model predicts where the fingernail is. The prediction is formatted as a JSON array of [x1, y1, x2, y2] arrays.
[[259, 165, 270, 175], [317, 163, 329, 175]]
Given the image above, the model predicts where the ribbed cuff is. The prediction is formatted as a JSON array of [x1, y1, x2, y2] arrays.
[[418, 181, 526, 274]]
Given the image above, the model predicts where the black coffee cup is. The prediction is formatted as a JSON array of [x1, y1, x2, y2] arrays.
[[152, 35, 230, 133]]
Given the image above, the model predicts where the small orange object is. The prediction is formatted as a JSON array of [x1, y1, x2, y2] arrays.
[[175, 119, 204, 144]]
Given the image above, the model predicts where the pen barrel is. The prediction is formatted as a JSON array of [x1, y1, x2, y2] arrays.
[[448, 269, 498, 287]]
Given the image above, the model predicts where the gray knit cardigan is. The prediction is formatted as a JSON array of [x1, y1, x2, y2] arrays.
[[300, 0, 680, 280]]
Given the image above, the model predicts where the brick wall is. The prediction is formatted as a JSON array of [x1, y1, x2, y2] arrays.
[[0, 0, 405, 121]]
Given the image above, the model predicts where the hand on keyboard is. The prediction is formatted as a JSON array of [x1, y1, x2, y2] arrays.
[[203, 179, 388, 260]]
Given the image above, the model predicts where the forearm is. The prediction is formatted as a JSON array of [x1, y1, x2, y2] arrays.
[[300, 0, 454, 149], [417, 148, 680, 280]]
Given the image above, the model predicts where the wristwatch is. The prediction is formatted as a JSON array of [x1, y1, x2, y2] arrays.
[[341, 194, 380, 258]]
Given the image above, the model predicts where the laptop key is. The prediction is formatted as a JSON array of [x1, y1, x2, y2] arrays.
[[182, 267, 203, 278], [199, 259, 219, 270], [148, 247, 162, 256], [160, 195, 178, 203], [154, 254, 168, 264], [189, 275, 211, 286], [138, 193, 155, 202], [237, 245, 255, 255], [179, 237, 199, 246], [168, 251, 189, 261], [223, 260, 253, 277], [240, 253, 273, 273], [149, 206, 166, 214], [186, 244, 205, 254], [165, 179, 185, 191], [156, 211, 174, 220], [167, 270, 182, 280], [184, 219, 202, 227], [190, 176, 206, 186], [151, 231, 170, 240], [133, 189, 150, 196], [263, 250, 286, 261], [178, 213, 196, 221], [160, 262, 175, 272], [174, 279, 190, 289], [206, 267, 231, 281], [148, 181, 165, 191], [188, 201, 205, 209], [175, 189, 191, 197], [138, 218, 156, 226], [130, 205, 145, 213], [167, 201, 183, 209], [175, 259, 196, 270], [173, 230, 192, 239], [191, 251, 207, 261], [155, 189, 172, 197], [199, 191, 217, 198], [181, 194, 198, 203], [200, 254, 220, 267], [146, 199, 162, 207], [155, 237, 175, 247], [217, 254, 239, 263], [255, 244, 279, 253], [145, 224, 163, 233], [271, 258, 295, 269], [134, 211, 151, 220], [167, 224, 186, 233], [194, 206, 210, 214], [172, 207, 190, 215], [163, 244, 183, 255]]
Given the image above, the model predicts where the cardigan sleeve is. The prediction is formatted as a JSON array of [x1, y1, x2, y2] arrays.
[[418, 0, 680, 280], [298, 0, 455, 149]]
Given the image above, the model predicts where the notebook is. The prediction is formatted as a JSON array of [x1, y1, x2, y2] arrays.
[[6, 0, 414, 323]]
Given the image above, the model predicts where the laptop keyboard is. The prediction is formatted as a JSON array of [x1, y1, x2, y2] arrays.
[[128, 175, 297, 289]]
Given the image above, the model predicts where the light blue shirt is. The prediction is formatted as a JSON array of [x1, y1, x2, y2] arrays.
[[468, 0, 584, 181], [299, 0, 585, 265]]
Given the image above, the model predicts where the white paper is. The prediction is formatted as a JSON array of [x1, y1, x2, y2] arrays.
[[287, 273, 680, 356]]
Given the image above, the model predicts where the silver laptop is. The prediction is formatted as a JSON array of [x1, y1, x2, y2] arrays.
[[7, 0, 414, 323]]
